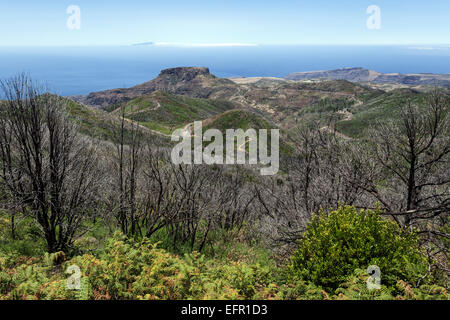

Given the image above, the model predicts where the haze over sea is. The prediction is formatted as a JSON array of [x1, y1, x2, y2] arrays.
[[0, 45, 449, 96]]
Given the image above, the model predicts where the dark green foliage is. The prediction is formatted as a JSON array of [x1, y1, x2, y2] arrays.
[[290, 205, 429, 290], [0, 215, 45, 257]]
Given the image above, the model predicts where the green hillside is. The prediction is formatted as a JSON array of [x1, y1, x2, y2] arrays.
[[65, 98, 120, 140], [64, 98, 168, 145], [203, 109, 272, 131], [113, 91, 235, 135], [335, 88, 425, 138], [203, 110, 294, 156]]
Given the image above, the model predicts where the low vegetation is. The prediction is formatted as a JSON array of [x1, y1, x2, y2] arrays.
[[0, 206, 447, 300], [114, 91, 234, 134]]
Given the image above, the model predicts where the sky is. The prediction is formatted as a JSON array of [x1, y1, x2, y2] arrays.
[[0, 0, 449, 46]]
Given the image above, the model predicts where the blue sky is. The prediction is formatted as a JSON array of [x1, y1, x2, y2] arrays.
[[0, 0, 449, 46]]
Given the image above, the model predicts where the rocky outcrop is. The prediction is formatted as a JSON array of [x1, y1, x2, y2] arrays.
[[285, 67, 450, 87], [72, 67, 238, 109], [157, 66, 212, 81], [285, 67, 378, 82]]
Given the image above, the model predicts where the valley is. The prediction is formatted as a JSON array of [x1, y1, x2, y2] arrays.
[[70, 66, 448, 143]]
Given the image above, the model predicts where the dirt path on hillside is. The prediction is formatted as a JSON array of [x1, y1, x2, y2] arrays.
[[237, 137, 251, 153], [122, 117, 171, 137], [319, 98, 360, 140], [125, 99, 162, 117], [319, 126, 352, 140]]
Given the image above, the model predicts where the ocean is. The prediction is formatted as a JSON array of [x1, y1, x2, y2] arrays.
[[0, 45, 449, 96]]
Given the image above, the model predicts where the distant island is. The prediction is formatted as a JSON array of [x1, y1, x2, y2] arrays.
[[132, 41, 155, 46]]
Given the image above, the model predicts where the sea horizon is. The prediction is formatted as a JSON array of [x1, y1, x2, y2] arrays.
[[0, 44, 449, 96]]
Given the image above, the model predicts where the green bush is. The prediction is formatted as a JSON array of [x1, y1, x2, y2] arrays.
[[290, 205, 428, 290]]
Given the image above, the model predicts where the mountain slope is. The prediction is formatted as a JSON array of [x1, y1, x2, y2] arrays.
[[335, 88, 425, 138], [69, 66, 448, 143], [203, 110, 294, 156], [285, 67, 450, 87], [71, 67, 380, 124], [63, 97, 169, 144], [112, 91, 235, 135], [73, 67, 241, 109]]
